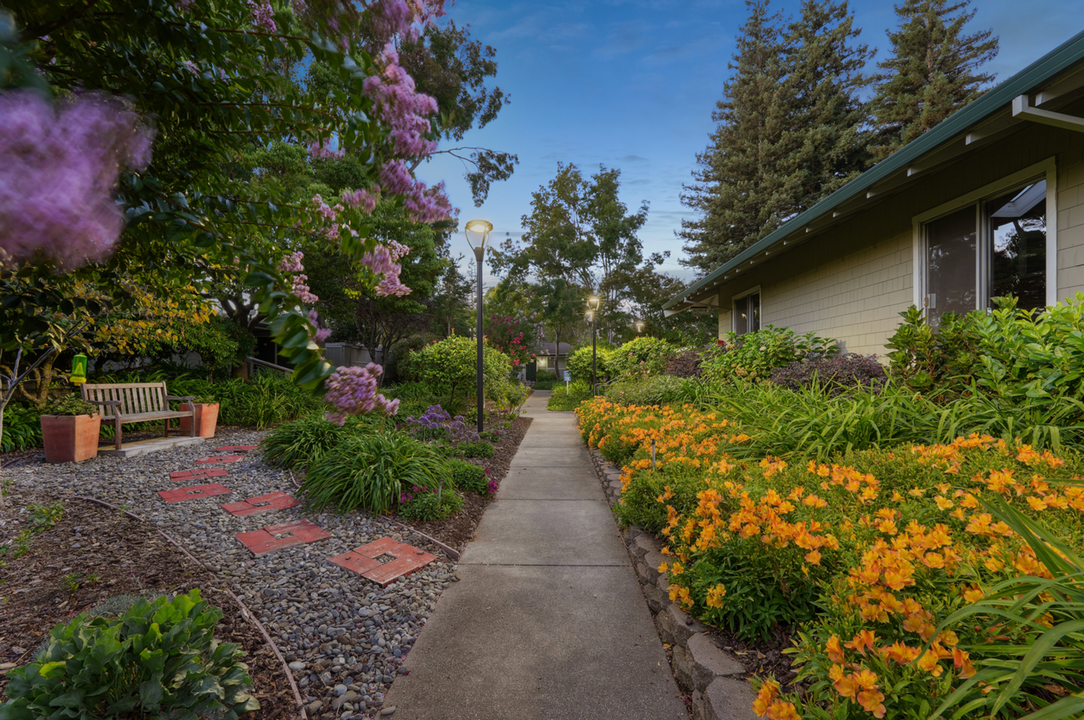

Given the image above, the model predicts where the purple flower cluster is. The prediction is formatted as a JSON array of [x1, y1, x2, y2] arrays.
[[324, 363, 399, 424], [308, 309, 332, 343], [342, 186, 380, 214], [485, 468, 497, 495], [367, 0, 446, 47], [401, 405, 480, 444], [361, 244, 412, 297], [247, 0, 277, 32], [0, 90, 153, 269], [278, 251, 319, 304], [399, 484, 429, 504]]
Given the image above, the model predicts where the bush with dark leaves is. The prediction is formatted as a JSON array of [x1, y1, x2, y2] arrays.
[[664, 348, 702, 378], [769, 353, 886, 395]]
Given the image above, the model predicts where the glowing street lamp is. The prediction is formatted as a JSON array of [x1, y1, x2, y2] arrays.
[[634, 320, 645, 335], [465, 219, 493, 433], [587, 296, 600, 395]]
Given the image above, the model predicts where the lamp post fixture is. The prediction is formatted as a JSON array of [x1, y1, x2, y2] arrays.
[[634, 320, 645, 336], [465, 219, 493, 433], [587, 296, 600, 395]]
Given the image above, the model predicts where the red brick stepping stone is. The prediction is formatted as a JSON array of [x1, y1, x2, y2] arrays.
[[195, 455, 242, 464], [221, 491, 301, 517], [214, 445, 259, 453], [236, 519, 331, 555], [158, 483, 232, 504], [170, 468, 228, 481], [329, 537, 437, 587]]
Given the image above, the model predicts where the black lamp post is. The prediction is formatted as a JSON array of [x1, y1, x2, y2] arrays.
[[587, 296, 600, 395], [465, 219, 492, 433]]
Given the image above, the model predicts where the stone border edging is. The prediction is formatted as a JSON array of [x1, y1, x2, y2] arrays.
[[587, 452, 759, 720], [73, 495, 308, 720]]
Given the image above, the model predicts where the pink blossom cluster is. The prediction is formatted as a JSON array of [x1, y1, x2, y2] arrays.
[[278, 251, 320, 304], [360, 244, 412, 297], [364, 45, 438, 159], [308, 139, 345, 161], [342, 186, 380, 214], [311, 194, 344, 240], [367, 0, 447, 45], [387, 239, 411, 261], [0, 90, 153, 269], [324, 363, 399, 424], [247, 0, 277, 32], [377, 160, 454, 223], [308, 309, 332, 343]]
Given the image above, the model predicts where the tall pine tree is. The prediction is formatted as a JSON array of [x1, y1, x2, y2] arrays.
[[680, 0, 873, 273], [783, 0, 873, 203], [680, 0, 792, 273], [870, 0, 998, 160]]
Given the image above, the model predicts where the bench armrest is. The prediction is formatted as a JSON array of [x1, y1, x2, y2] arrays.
[[86, 399, 122, 407]]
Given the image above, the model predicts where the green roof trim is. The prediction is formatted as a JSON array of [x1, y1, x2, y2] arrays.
[[664, 28, 1084, 311]]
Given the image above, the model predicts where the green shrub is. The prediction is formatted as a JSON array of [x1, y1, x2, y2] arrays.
[[699, 327, 836, 384], [300, 430, 450, 514], [41, 394, 98, 416], [535, 370, 557, 382], [1, 403, 41, 452], [457, 440, 494, 458], [0, 590, 258, 720], [607, 337, 677, 380], [547, 381, 592, 411], [164, 371, 323, 428], [399, 336, 513, 411], [884, 305, 981, 395], [567, 343, 616, 383], [449, 460, 488, 493], [533, 380, 557, 390], [604, 375, 690, 406], [398, 486, 464, 521], [261, 414, 352, 469]]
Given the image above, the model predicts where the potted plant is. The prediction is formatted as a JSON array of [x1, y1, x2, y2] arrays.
[[179, 395, 219, 438], [40, 395, 101, 463]]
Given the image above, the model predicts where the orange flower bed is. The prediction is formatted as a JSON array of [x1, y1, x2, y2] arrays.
[[577, 397, 1084, 719]]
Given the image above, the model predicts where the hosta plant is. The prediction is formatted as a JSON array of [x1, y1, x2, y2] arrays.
[[0, 590, 257, 720]]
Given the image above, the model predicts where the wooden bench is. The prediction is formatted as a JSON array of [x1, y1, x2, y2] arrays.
[[80, 382, 196, 450]]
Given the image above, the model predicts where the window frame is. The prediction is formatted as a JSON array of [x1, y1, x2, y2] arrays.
[[912, 158, 1057, 314], [732, 285, 762, 335]]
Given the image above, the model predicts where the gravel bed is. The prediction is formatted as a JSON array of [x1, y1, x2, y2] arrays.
[[5, 430, 457, 719]]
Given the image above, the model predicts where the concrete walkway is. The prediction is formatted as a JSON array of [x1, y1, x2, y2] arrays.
[[383, 391, 687, 719]]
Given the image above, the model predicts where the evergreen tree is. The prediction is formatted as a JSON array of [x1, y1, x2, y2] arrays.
[[870, 0, 998, 160], [783, 0, 873, 203], [680, 0, 874, 274], [679, 0, 792, 273]]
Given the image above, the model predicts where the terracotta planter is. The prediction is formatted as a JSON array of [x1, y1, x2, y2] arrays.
[[179, 403, 220, 438], [41, 413, 101, 463]]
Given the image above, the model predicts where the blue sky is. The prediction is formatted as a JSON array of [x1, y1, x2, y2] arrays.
[[414, 0, 1081, 285]]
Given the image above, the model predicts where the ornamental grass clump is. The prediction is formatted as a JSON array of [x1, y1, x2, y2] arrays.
[[299, 431, 450, 514], [260, 413, 352, 469], [0, 590, 257, 720], [398, 485, 464, 522]]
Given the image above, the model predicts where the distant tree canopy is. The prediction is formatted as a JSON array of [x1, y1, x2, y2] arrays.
[[680, 0, 997, 275]]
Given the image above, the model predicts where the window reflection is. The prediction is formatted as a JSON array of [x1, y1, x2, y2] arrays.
[[987, 180, 1046, 311]]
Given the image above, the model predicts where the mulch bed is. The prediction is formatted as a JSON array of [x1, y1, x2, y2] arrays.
[[0, 487, 295, 718]]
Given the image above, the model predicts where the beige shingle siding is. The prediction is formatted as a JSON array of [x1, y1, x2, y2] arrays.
[[1058, 144, 1084, 298]]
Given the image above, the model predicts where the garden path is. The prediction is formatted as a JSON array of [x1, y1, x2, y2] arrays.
[[382, 390, 687, 719]]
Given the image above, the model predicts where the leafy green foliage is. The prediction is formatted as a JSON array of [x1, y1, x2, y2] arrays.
[[546, 381, 592, 411], [399, 336, 514, 411], [449, 460, 488, 494], [166, 372, 323, 429], [699, 327, 837, 384], [606, 336, 677, 381], [0, 590, 257, 720], [604, 375, 691, 408], [768, 352, 887, 395], [0, 403, 40, 452], [398, 486, 464, 522], [40, 394, 97, 417], [260, 414, 352, 469], [567, 343, 615, 383], [456, 440, 494, 458], [300, 431, 451, 514]]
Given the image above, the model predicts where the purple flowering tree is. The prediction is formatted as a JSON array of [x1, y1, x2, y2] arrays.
[[2, 0, 459, 422]]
